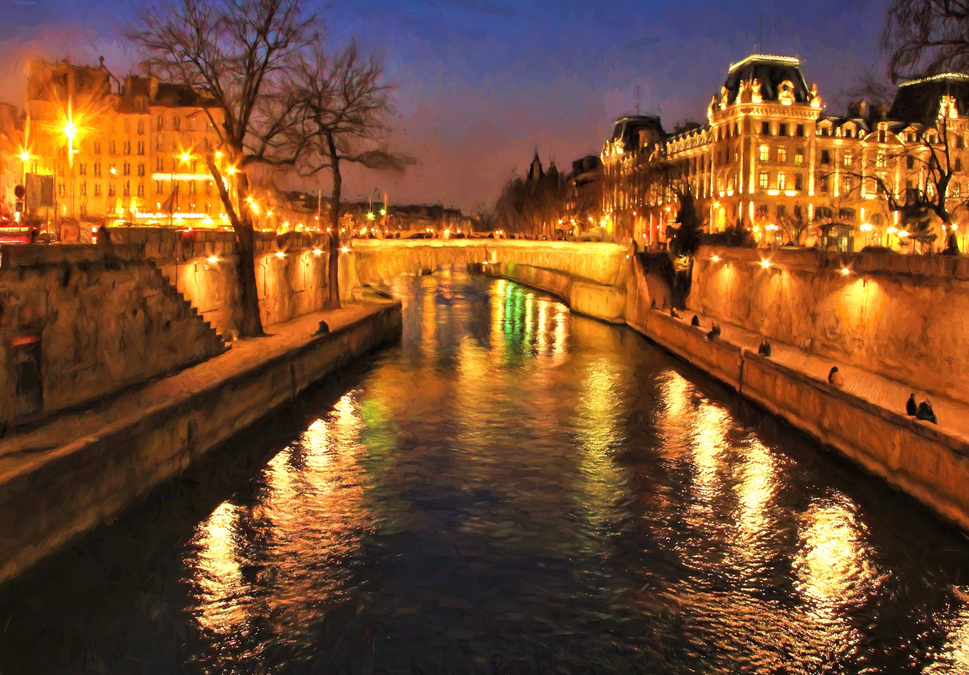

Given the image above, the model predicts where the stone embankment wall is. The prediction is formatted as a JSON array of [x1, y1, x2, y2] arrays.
[[0, 246, 224, 427], [0, 302, 402, 585], [689, 245, 969, 404], [346, 239, 631, 323], [109, 229, 332, 336]]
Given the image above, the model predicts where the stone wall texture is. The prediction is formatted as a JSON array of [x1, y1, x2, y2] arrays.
[[689, 245, 969, 404], [0, 245, 225, 426]]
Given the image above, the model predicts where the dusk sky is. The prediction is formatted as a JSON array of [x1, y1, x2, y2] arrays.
[[1, 0, 891, 211]]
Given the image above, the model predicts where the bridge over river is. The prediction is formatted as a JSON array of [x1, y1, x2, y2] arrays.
[[0, 259, 967, 674]]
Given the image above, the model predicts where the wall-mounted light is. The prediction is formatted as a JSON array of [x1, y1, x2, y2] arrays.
[[340, 247, 350, 253], [840, 267, 851, 276], [207, 255, 220, 263], [312, 249, 323, 256], [275, 251, 285, 259], [759, 259, 772, 269], [711, 255, 721, 262]]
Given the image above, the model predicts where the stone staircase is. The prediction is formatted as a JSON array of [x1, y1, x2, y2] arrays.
[[144, 260, 228, 354]]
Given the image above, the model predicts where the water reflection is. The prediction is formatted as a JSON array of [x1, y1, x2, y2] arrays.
[[5, 266, 969, 674]]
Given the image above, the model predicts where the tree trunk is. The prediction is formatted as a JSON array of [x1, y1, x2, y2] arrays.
[[326, 133, 342, 310], [208, 157, 264, 337]]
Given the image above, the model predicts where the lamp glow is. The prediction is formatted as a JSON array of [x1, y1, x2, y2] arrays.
[[207, 255, 220, 263], [759, 259, 772, 269], [275, 251, 285, 258], [711, 255, 721, 262], [340, 246, 350, 253], [840, 267, 851, 275]]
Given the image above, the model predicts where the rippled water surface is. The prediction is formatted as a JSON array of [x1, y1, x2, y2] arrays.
[[3, 268, 969, 674]]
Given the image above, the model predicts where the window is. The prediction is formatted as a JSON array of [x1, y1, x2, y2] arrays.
[[93, 141, 101, 154], [156, 157, 164, 172], [94, 183, 102, 197], [94, 163, 101, 177], [173, 116, 181, 131], [779, 123, 788, 137], [842, 176, 852, 194], [759, 171, 769, 190], [795, 150, 804, 166], [794, 205, 802, 219], [137, 118, 145, 135], [958, 158, 964, 172], [759, 145, 770, 161], [777, 147, 787, 163], [122, 182, 130, 197], [123, 140, 131, 155], [954, 184, 962, 199], [156, 136, 164, 151], [157, 115, 164, 131], [137, 163, 145, 177], [907, 155, 915, 169], [189, 182, 196, 195], [108, 140, 116, 154], [108, 183, 116, 197], [57, 182, 65, 197], [123, 162, 131, 176], [819, 176, 829, 193], [795, 173, 803, 190], [137, 184, 145, 197], [78, 163, 87, 176], [878, 130, 887, 143], [761, 121, 770, 135], [876, 151, 886, 168], [777, 172, 786, 190], [137, 140, 145, 155], [756, 204, 769, 218], [205, 181, 212, 194], [188, 117, 196, 131], [777, 204, 786, 218], [156, 180, 164, 194], [79, 182, 87, 197], [821, 149, 830, 164], [843, 152, 852, 166], [796, 124, 805, 137]]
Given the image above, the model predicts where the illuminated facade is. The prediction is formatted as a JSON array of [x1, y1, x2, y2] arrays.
[[602, 54, 969, 251], [18, 59, 227, 227]]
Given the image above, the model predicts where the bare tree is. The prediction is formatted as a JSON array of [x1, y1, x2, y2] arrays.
[[776, 203, 815, 246], [884, 0, 969, 81], [129, 0, 319, 336], [293, 42, 407, 309]]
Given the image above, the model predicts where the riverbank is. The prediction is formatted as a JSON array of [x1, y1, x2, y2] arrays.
[[639, 305, 969, 532], [0, 300, 402, 586]]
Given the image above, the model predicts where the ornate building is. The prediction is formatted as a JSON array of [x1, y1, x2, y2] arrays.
[[13, 58, 228, 230], [602, 54, 969, 252]]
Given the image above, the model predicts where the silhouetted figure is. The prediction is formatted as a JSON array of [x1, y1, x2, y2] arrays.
[[706, 325, 721, 341], [315, 319, 330, 336], [691, 315, 700, 327], [758, 339, 772, 357], [670, 307, 680, 319], [916, 400, 938, 424], [906, 393, 918, 416], [96, 223, 111, 246], [828, 366, 843, 388]]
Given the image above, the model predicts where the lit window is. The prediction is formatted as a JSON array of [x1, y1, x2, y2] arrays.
[[843, 152, 852, 166], [876, 151, 886, 168], [777, 172, 786, 190], [777, 147, 787, 163], [759, 171, 769, 190], [759, 145, 769, 161], [794, 150, 804, 166]]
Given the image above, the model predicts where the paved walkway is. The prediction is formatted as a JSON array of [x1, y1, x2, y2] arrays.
[[668, 310, 969, 446], [0, 301, 394, 470]]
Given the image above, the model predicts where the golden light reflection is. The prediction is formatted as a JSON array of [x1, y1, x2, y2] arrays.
[[421, 280, 438, 361], [656, 370, 695, 461], [925, 591, 969, 674], [575, 358, 628, 531], [734, 438, 778, 554], [536, 299, 549, 357], [191, 501, 249, 636], [490, 279, 508, 366], [690, 402, 730, 498], [794, 496, 877, 611]]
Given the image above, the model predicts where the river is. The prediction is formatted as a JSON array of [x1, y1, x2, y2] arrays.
[[1, 267, 969, 674]]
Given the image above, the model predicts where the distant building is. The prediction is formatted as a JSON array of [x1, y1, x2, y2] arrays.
[[601, 54, 969, 251], [16, 58, 227, 230]]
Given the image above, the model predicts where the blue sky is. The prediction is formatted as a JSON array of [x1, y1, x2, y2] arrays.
[[1, 0, 891, 210]]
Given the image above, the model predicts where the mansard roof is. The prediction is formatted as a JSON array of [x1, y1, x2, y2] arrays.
[[723, 54, 810, 105], [610, 115, 665, 152], [889, 73, 969, 122]]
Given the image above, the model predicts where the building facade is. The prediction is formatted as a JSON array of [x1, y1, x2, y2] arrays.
[[15, 59, 228, 230], [602, 54, 969, 252]]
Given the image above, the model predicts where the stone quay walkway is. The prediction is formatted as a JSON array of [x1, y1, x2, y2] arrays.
[[670, 310, 969, 448], [0, 301, 393, 477]]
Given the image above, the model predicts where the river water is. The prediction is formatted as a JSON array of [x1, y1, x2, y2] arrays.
[[2, 267, 969, 674]]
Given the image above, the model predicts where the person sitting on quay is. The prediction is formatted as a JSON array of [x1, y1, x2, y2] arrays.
[[691, 315, 700, 327], [707, 324, 721, 341], [670, 307, 680, 319], [916, 399, 938, 424], [758, 339, 772, 357], [906, 393, 918, 416], [828, 366, 844, 388]]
